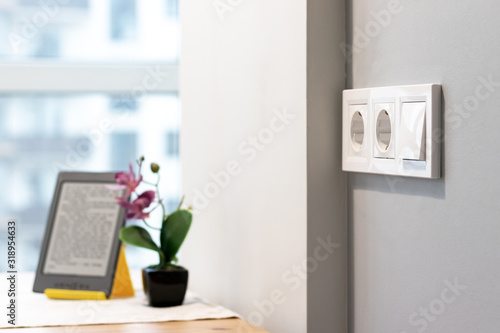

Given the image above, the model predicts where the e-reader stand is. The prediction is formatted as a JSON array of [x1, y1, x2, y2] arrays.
[[44, 247, 135, 300]]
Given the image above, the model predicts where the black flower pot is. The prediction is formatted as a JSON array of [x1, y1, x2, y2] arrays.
[[142, 266, 188, 307]]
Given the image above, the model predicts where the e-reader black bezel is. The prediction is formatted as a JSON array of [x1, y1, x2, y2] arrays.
[[33, 172, 126, 297]]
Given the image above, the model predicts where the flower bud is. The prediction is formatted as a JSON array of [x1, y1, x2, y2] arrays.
[[150, 163, 160, 173]]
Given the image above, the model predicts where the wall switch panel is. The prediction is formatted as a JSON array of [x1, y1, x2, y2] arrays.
[[342, 84, 441, 179]]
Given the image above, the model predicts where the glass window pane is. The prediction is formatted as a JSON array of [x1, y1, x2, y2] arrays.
[[0, 0, 179, 62], [0, 93, 181, 271], [166, 130, 179, 157], [110, 0, 137, 41]]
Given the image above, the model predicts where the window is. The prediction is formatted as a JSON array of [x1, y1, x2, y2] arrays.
[[111, 133, 138, 170], [166, 131, 180, 157], [166, 0, 179, 19], [0, 0, 180, 271], [110, 0, 137, 40], [18, 0, 90, 8], [1, 0, 179, 62]]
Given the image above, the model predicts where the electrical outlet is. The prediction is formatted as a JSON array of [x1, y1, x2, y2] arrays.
[[348, 104, 368, 157], [342, 84, 441, 179], [373, 103, 395, 159]]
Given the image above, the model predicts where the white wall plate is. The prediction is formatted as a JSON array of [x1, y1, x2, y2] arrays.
[[342, 84, 442, 179]]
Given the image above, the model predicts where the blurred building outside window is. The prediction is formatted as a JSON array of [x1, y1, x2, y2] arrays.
[[0, 0, 180, 271]]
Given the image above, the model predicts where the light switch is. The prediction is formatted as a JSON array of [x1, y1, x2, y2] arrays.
[[399, 102, 426, 161]]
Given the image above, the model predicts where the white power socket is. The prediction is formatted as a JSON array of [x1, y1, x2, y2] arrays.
[[342, 84, 442, 179]]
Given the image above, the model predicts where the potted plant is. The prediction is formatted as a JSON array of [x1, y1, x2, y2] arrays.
[[110, 157, 192, 307]]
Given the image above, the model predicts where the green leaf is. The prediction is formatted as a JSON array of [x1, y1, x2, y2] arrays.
[[160, 210, 192, 262], [120, 226, 165, 265]]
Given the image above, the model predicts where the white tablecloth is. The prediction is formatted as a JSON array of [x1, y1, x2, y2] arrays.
[[0, 272, 240, 328]]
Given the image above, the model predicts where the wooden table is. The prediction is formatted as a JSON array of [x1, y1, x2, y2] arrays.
[[11, 318, 267, 332]]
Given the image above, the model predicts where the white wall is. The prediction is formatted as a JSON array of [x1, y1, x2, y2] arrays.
[[348, 0, 500, 332], [180, 1, 308, 332]]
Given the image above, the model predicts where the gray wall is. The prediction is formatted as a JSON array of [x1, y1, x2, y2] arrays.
[[348, 0, 500, 332], [307, 0, 347, 332]]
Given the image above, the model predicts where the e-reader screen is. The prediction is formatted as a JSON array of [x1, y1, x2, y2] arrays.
[[33, 172, 126, 295], [43, 182, 124, 277]]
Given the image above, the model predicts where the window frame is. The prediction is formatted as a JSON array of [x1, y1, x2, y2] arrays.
[[0, 62, 178, 94]]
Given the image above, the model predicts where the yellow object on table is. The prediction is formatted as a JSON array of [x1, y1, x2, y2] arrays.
[[44, 246, 134, 300]]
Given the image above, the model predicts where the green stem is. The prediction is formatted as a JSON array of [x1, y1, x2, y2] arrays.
[[147, 202, 162, 212], [158, 251, 167, 267], [142, 219, 161, 231], [155, 173, 166, 218], [177, 195, 185, 211], [137, 158, 143, 179]]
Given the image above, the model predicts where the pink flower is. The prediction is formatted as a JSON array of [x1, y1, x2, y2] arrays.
[[108, 163, 142, 198], [118, 190, 156, 220]]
